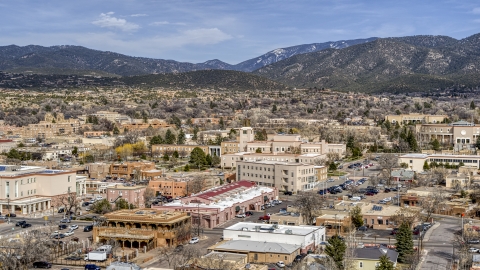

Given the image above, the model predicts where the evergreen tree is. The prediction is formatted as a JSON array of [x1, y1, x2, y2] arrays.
[[184, 164, 190, 172], [324, 235, 346, 269], [165, 129, 176, 144], [113, 126, 120, 135], [177, 129, 186, 145], [351, 205, 364, 228], [476, 136, 480, 149], [471, 101, 476, 110], [272, 104, 277, 113], [190, 147, 207, 169], [256, 148, 262, 153], [376, 254, 395, 270], [211, 153, 220, 167], [192, 126, 199, 141], [162, 153, 170, 161], [396, 222, 414, 263], [173, 150, 179, 159], [430, 138, 440, 151], [423, 160, 430, 171], [219, 117, 225, 130], [406, 130, 418, 151], [206, 154, 213, 166], [150, 135, 164, 145]]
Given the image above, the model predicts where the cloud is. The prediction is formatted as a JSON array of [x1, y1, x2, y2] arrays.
[[131, 14, 147, 17], [92, 12, 139, 32], [150, 21, 186, 26], [473, 7, 480, 14]]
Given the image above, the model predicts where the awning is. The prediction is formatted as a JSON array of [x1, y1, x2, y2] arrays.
[[235, 206, 240, 212], [264, 195, 268, 202]]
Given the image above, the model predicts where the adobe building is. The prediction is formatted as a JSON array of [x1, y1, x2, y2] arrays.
[[93, 209, 191, 249]]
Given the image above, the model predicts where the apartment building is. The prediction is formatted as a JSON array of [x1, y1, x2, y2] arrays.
[[22, 113, 81, 138], [236, 160, 317, 193], [385, 113, 447, 124], [0, 165, 80, 215], [399, 153, 480, 172], [148, 179, 188, 197], [122, 119, 174, 131]]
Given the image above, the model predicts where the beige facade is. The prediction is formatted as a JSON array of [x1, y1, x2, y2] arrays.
[[22, 113, 81, 138], [221, 152, 324, 169], [122, 119, 174, 131], [152, 144, 209, 158], [0, 165, 81, 215], [94, 209, 191, 249], [236, 160, 317, 193], [385, 113, 447, 124], [221, 141, 240, 155], [415, 121, 479, 151], [399, 153, 480, 172], [314, 166, 328, 182], [109, 161, 157, 180], [269, 212, 304, 226]]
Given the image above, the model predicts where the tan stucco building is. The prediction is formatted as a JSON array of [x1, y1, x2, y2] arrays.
[[22, 113, 81, 139], [385, 113, 447, 124], [93, 209, 191, 249]]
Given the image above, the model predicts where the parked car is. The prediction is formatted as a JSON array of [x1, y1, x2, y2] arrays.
[[64, 231, 74, 237], [258, 215, 271, 221], [468, 239, 480, 244], [358, 226, 368, 232], [84, 225, 93, 232], [469, 248, 480, 253], [245, 211, 254, 216], [189, 237, 199, 244], [60, 218, 70, 223], [21, 223, 32, 228], [32, 261, 52, 268], [384, 188, 391, 193], [276, 261, 285, 268], [59, 224, 68, 230], [365, 192, 375, 196], [69, 224, 79, 230], [327, 178, 335, 182], [5, 213, 16, 217], [235, 213, 246, 218], [390, 228, 399, 235], [84, 264, 101, 270], [283, 191, 293, 196]]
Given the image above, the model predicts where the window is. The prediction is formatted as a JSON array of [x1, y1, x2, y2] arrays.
[[68, 176, 71, 182], [359, 262, 363, 268], [371, 219, 374, 225], [254, 254, 258, 260]]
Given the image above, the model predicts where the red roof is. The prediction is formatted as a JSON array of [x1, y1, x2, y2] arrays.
[[194, 180, 256, 201], [0, 140, 13, 143]]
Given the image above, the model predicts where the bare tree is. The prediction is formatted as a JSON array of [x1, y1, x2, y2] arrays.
[[390, 207, 420, 227], [430, 167, 448, 186], [378, 153, 399, 186], [143, 187, 156, 208], [56, 191, 82, 217], [420, 187, 447, 223], [294, 192, 325, 225], [186, 175, 205, 195]]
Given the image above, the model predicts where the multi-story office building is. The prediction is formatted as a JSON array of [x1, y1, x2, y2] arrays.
[[415, 121, 479, 151], [0, 165, 81, 215], [22, 113, 81, 139], [221, 152, 324, 169], [385, 113, 447, 124], [236, 160, 317, 193]]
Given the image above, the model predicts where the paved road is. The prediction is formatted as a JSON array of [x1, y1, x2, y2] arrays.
[[420, 217, 460, 270]]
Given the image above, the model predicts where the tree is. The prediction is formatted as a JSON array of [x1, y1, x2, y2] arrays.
[[272, 104, 277, 113], [420, 187, 446, 222], [255, 147, 262, 153], [190, 147, 207, 169], [211, 153, 220, 167], [186, 175, 205, 195], [165, 129, 176, 144], [163, 153, 170, 161], [376, 254, 395, 270], [72, 146, 78, 156], [173, 150, 179, 159], [294, 192, 325, 225], [324, 235, 347, 269], [396, 221, 414, 263], [351, 205, 364, 228], [150, 135, 164, 145], [55, 191, 82, 217], [423, 160, 430, 171], [471, 100, 476, 110], [177, 129, 186, 145], [92, 199, 113, 214], [205, 154, 212, 166], [378, 153, 398, 186], [115, 198, 134, 210], [113, 126, 120, 135], [192, 126, 199, 142], [254, 129, 268, 141], [430, 138, 440, 151], [144, 187, 156, 208]]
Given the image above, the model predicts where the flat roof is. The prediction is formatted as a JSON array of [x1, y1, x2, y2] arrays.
[[104, 209, 188, 222], [214, 240, 300, 254], [225, 222, 323, 235], [400, 154, 428, 159]]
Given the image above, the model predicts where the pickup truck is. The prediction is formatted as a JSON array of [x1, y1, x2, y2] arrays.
[[84, 251, 107, 261]]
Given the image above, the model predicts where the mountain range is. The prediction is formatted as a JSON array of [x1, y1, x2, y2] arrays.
[[2, 33, 480, 92]]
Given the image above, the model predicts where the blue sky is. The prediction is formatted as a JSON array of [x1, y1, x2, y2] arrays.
[[1, 0, 480, 64]]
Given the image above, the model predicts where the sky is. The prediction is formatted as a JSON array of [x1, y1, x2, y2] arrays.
[[1, 0, 480, 64]]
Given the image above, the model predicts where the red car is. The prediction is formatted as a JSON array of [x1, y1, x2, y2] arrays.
[[258, 215, 270, 221], [365, 192, 375, 196]]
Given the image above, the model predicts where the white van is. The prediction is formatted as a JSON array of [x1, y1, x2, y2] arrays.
[[350, 197, 361, 201]]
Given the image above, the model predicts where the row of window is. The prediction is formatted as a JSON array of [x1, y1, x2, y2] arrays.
[[429, 159, 478, 163], [243, 173, 275, 180]]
